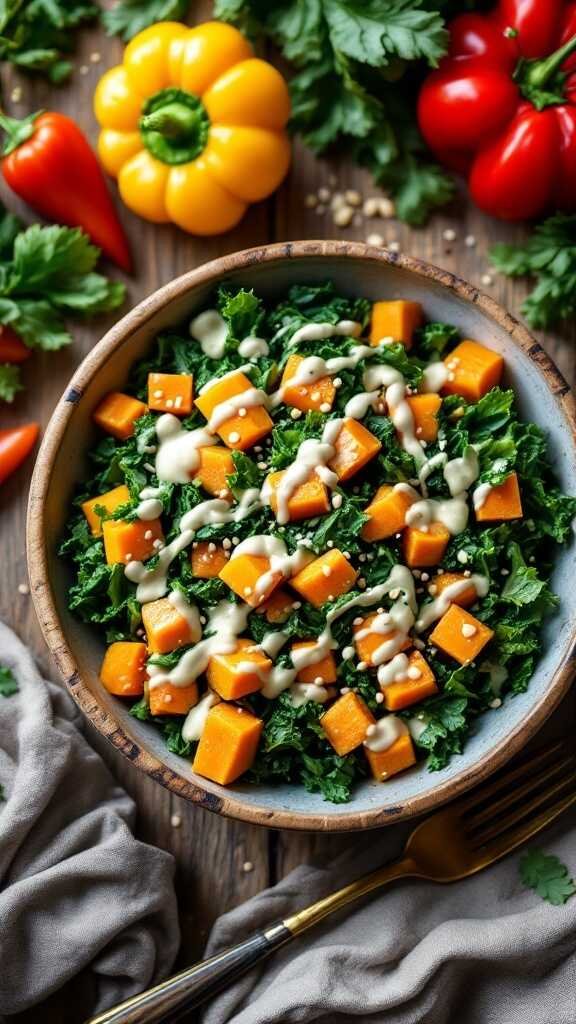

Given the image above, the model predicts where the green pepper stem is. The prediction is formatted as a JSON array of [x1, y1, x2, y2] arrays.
[[523, 32, 576, 90], [0, 110, 42, 156], [140, 103, 198, 140]]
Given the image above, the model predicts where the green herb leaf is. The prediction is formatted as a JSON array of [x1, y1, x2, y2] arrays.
[[519, 849, 576, 905], [102, 0, 190, 40], [0, 665, 18, 697], [0, 363, 22, 402], [0, 1, 97, 81]]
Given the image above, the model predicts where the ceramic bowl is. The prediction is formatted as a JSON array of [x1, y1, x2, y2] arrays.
[[27, 240, 576, 831]]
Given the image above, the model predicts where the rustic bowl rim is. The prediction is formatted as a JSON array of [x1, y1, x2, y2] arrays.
[[27, 239, 576, 832]]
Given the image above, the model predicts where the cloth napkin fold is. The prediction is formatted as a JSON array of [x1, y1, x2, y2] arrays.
[[0, 621, 180, 1016], [202, 807, 576, 1024]]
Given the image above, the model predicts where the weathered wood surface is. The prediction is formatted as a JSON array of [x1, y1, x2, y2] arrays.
[[0, 6, 574, 1022]]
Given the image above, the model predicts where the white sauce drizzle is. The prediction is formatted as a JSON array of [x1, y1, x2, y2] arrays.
[[189, 309, 228, 359], [415, 574, 489, 632], [443, 446, 480, 496], [288, 320, 361, 348], [364, 715, 408, 752], [238, 336, 269, 358], [473, 481, 493, 511], [182, 691, 220, 742], [289, 682, 332, 707], [154, 415, 215, 484], [376, 652, 410, 689], [262, 418, 342, 524], [479, 660, 508, 695], [167, 590, 201, 641], [207, 387, 269, 432], [407, 716, 429, 742], [136, 485, 164, 521], [230, 536, 313, 599], [148, 600, 251, 689], [421, 361, 449, 393], [405, 495, 469, 535]]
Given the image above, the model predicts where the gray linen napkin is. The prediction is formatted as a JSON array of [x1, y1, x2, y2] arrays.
[[202, 809, 576, 1023], [0, 621, 180, 1016]]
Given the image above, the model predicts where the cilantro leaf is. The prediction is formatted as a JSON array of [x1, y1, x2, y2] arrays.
[[501, 543, 547, 607], [0, 363, 22, 402], [490, 214, 576, 330], [102, 0, 190, 40], [323, 0, 447, 67], [0, 0, 97, 81], [519, 849, 576, 906], [0, 665, 19, 697]]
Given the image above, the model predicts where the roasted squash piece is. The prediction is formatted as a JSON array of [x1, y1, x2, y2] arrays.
[[429, 604, 494, 665], [365, 732, 416, 781], [442, 340, 504, 402], [291, 642, 337, 684], [192, 703, 263, 785], [290, 549, 357, 607], [353, 613, 411, 666], [102, 517, 163, 565], [207, 638, 271, 700], [142, 597, 200, 655], [475, 472, 522, 522], [149, 681, 199, 716], [403, 522, 450, 568], [406, 393, 442, 442], [362, 484, 414, 541], [328, 419, 382, 482], [191, 541, 229, 578], [148, 372, 193, 415], [369, 300, 422, 348], [381, 651, 438, 711], [195, 371, 272, 450], [100, 641, 147, 697], [321, 691, 375, 756], [280, 353, 336, 412], [193, 446, 235, 498], [265, 470, 330, 522], [219, 553, 283, 607], [256, 588, 294, 624], [82, 484, 130, 536], [431, 572, 477, 608], [93, 391, 148, 440]]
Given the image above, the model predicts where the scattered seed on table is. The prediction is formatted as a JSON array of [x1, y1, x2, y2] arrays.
[[465, 234, 476, 248], [388, 240, 400, 253], [242, 860, 254, 873], [366, 232, 384, 247], [79, 64, 90, 75], [379, 197, 395, 218], [18, 582, 30, 595], [315, 204, 326, 215], [305, 193, 317, 208], [11, 86, 22, 102], [345, 189, 361, 207], [481, 273, 493, 286], [171, 814, 182, 828], [334, 205, 353, 227], [363, 197, 380, 218], [442, 228, 457, 242], [318, 187, 331, 202]]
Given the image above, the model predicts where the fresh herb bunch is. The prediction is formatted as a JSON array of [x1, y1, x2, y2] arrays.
[[0, 205, 125, 402], [101, 0, 190, 41], [0, 0, 97, 82], [519, 849, 576, 906], [60, 281, 576, 803], [490, 213, 576, 331], [213, 0, 480, 224]]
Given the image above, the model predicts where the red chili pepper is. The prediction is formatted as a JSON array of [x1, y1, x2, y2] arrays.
[[0, 325, 30, 364], [0, 111, 132, 271], [418, 1, 576, 220], [0, 422, 39, 485]]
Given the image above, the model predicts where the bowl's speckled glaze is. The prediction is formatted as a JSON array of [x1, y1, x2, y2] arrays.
[[27, 241, 576, 831]]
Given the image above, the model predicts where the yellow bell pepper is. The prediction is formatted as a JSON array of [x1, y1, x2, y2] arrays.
[[94, 21, 292, 235]]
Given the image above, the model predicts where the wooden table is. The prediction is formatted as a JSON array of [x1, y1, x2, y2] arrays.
[[1, 7, 574, 1022]]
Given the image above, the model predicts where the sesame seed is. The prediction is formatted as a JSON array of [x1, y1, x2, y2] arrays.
[[144, 529, 153, 540], [10, 86, 22, 102], [331, 493, 343, 509], [171, 813, 182, 827], [166, 399, 174, 408], [490, 698, 502, 709], [244, 586, 253, 596], [463, 569, 471, 578], [345, 189, 362, 206], [322, 565, 332, 577], [358, 578, 366, 589], [163, 694, 173, 704], [420, 572, 429, 582], [257, 461, 268, 470], [367, 232, 384, 247], [320, 402, 331, 413], [318, 187, 331, 202], [79, 64, 90, 75], [366, 723, 376, 736], [333, 205, 354, 227], [333, 377, 342, 388], [465, 234, 476, 248], [232, 536, 240, 545], [326, 539, 334, 548], [457, 550, 468, 564], [90, 51, 101, 63], [442, 228, 457, 242], [18, 582, 29, 595], [242, 860, 254, 872], [461, 623, 477, 638], [153, 390, 163, 398], [125, 553, 132, 561], [174, 396, 183, 409], [353, 617, 363, 626], [222, 538, 232, 549], [388, 240, 400, 253], [481, 273, 493, 286], [228, 431, 241, 444], [363, 197, 380, 217], [290, 408, 302, 420], [379, 197, 395, 218], [305, 194, 317, 208], [238, 407, 247, 417], [314, 676, 323, 686]]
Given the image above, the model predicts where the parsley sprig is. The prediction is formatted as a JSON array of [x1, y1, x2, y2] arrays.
[[0, 665, 18, 697], [0, 205, 125, 402], [490, 214, 576, 330], [519, 849, 576, 906]]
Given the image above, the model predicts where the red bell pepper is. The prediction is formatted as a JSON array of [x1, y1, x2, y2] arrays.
[[0, 326, 30, 364], [0, 423, 39, 485], [418, 1, 576, 220], [0, 111, 132, 272]]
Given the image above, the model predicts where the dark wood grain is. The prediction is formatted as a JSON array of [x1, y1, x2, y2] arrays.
[[1, 7, 574, 1022]]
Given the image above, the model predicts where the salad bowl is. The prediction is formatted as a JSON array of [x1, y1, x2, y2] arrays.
[[27, 240, 576, 831]]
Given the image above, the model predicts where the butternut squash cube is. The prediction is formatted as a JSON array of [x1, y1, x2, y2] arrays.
[[442, 340, 504, 402], [148, 372, 193, 415], [93, 391, 148, 440], [290, 549, 358, 607], [382, 650, 438, 711], [195, 371, 273, 450], [291, 642, 337, 685], [219, 553, 282, 607], [431, 572, 477, 608], [429, 604, 494, 665], [321, 691, 375, 756], [280, 353, 336, 412], [142, 596, 200, 654], [149, 681, 199, 716], [191, 541, 229, 578], [193, 446, 235, 498], [192, 703, 263, 785], [266, 470, 330, 522], [406, 393, 442, 442], [403, 522, 450, 567], [82, 484, 130, 536], [354, 613, 411, 667], [362, 484, 414, 541], [100, 641, 147, 697], [256, 588, 294, 624], [369, 300, 423, 348], [365, 732, 416, 781], [328, 419, 382, 482], [475, 472, 522, 522], [207, 638, 271, 700], [102, 517, 163, 565]]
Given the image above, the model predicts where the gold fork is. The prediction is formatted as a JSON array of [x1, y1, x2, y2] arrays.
[[89, 739, 576, 1024]]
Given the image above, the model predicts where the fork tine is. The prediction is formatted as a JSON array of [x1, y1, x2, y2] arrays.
[[476, 790, 576, 864], [455, 740, 568, 815], [465, 753, 576, 830], [470, 775, 576, 848]]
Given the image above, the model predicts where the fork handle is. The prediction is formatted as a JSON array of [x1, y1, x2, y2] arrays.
[[87, 922, 292, 1024]]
